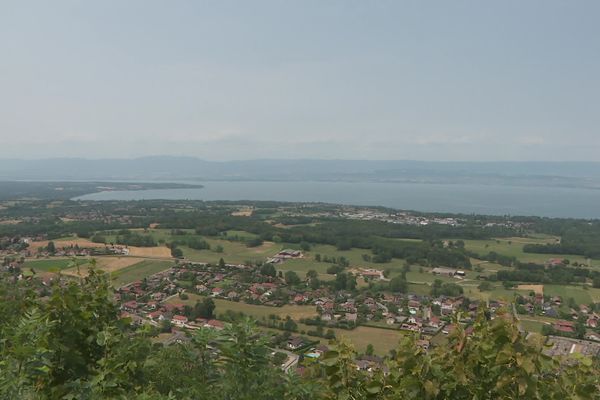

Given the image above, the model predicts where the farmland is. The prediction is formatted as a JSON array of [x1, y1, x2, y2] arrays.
[[462, 237, 599, 267], [167, 294, 318, 320], [23, 258, 88, 272], [110, 260, 173, 286]]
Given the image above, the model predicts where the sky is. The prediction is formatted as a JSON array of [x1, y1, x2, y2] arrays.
[[1, 1, 599, 161]]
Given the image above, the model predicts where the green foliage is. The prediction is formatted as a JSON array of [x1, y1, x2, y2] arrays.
[[260, 263, 277, 277], [285, 270, 301, 285]]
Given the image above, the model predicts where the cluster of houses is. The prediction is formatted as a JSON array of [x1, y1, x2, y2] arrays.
[[117, 276, 225, 332], [338, 209, 462, 227], [517, 293, 599, 333]]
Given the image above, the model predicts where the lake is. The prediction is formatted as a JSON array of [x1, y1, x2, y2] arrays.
[[75, 181, 600, 219]]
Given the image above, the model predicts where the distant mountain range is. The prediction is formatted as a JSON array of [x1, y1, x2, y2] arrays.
[[1, 157, 600, 189]]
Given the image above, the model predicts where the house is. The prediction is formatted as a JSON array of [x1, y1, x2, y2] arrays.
[[171, 315, 188, 327], [546, 258, 564, 267], [345, 313, 358, 323], [205, 319, 225, 330], [579, 304, 591, 314], [355, 360, 370, 371], [553, 320, 575, 334], [360, 269, 385, 281], [416, 339, 430, 351], [148, 311, 164, 321], [122, 300, 138, 312], [431, 267, 456, 277], [211, 287, 224, 297], [227, 291, 239, 300], [584, 332, 600, 342], [428, 316, 441, 329], [287, 336, 305, 350], [293, 294, 308, 304]]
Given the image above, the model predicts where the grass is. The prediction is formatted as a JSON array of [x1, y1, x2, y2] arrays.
[[275, 244, 408, 281], [520, 319, 546, 334], [168, 294, 317, 320], [181, 239, 278, 265], [543, 285, 593, 305], [110, 260, 173, 286], [331, 326, 405, 355], [462, 238, 599, 267], [23, 258, 88, 272]]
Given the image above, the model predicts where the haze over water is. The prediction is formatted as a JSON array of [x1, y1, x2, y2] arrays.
[[76, 181, 600, 219]]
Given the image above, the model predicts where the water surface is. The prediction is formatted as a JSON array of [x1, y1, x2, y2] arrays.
[[76, 181, 600, 219]]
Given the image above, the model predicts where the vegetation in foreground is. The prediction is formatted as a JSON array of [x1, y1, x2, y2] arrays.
[[0, 271, 598, 400]]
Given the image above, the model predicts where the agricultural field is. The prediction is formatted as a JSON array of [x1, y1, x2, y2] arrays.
[[519, 319, 547, 334], [61, 256, 147, 277], [168, 294, 318, 320], [322, 326, 405, 355], [181, 240, 278, 265], [462, 237, 599, 267], [110, 260, 173, 287], [23, 258, 88, 272], [543, 284, 594, 305], [275, 243, 407, 281]]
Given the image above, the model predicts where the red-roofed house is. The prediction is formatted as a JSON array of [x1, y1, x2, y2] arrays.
[[553, 320, 575, 333], [172, 315, 188, 327]]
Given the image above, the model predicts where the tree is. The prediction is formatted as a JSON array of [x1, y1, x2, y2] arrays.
[[300, 241, 311, 251], [389, 276, 408, 293], [194, 298, 216, 319], [365, 343, 374, 356], [284, 271, 301, 285], [218, 258, 226, 268], [214, 244, 224, 253], [171, 246, 183, 258], [46, 241, 56, 255], [306, 269, 318, 279], [260, 263, 277, 277]]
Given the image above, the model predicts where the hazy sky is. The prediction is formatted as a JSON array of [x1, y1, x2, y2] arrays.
[[1, 1, 599, 161]]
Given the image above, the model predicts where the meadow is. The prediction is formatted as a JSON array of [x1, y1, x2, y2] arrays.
[[462, 237, 599, 267], [110, 260, 173, 286], [23, 258, 88, 272]]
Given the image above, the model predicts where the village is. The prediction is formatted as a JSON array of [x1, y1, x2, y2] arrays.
[[3, 236, 600, 364]]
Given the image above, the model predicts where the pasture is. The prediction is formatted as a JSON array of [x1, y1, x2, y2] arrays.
[[168, 294, 318, 320], [23, 258, 88, 272], [61, 256, 147, 277], [462, 238, 599, 267], [110, 260, 173, 286]]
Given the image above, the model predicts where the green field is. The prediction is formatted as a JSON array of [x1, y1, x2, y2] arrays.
[[463, 237, 599, 267], [23, 258, 88, 272], [519, 319, 547, 334], [543, 284, 593, 305], [181, 239, 278, 265], [110, 260, 173, 286], [274, 243, 408, 281], [168, 294, 318, 319], [324, 325, 405, 355]]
